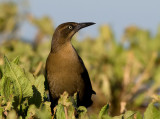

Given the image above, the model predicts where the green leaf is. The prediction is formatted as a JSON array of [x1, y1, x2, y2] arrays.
[[5, 101, 13, 111], [112, 116, 123, 119], [25, 72, 35, 85], [34, 75, 45, 101], [123, 111, 135, 119], [38, 102, 52, 119], [1, 77, 14, 102], [26, 105, 37, 119], [111, 111, 135, 119], [56, 104, 66, 119], [7, 110, 17, 119], [135, 111, 143, 119], [67, 105, 75, 119], [58, 92, 72, 107], [99, 104, 110, 119], [69, 92, 78, 109], [144, 103, 160, 119], [19, 116, 23, 119], [77, 106, 88, 119], [56, 92, 77, 119], [12, 56, 20, 65], [29, 75, 45, 107], [2, 56, 33, 103], [26, 102, 51, 119], [0, 107, 3, 119]]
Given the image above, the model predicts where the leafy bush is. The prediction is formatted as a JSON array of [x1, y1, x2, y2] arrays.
[[0, 57, 160, 119]]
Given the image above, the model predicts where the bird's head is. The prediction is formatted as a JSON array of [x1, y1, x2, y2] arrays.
[[52, 22, 95, 43]]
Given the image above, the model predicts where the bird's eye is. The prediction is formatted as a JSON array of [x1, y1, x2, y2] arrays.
[[68, 26, 73, 30]]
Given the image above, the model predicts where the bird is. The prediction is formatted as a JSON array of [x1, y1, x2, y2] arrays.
[[45, 22, 96, 112]]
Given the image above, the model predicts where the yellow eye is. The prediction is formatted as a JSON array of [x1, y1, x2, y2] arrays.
[[68, 26, 73, 30]]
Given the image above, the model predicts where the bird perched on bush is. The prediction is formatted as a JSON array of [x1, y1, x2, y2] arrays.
[[45, 22, 96, 112]]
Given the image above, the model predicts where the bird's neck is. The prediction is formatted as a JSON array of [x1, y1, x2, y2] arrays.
[[51, 38, 71, 53], [50, 41, 78, 61]]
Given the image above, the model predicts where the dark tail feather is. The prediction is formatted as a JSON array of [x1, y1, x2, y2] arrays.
[[92, 90, 96, 94], [81, 99, 93, 108]]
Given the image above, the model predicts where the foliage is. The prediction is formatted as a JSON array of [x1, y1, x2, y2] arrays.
[[0, 56, 49, 118], [0, 2, 18, 33], [1, 1, 160, 119]]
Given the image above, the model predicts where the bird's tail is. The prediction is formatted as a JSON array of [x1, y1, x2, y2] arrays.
[[92, 90, 96, 94]]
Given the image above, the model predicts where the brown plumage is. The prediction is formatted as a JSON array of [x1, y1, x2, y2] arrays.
[[45, 22, 96, 111]]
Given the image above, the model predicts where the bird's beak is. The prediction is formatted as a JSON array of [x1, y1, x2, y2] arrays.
[[76, 22, 95, 31]]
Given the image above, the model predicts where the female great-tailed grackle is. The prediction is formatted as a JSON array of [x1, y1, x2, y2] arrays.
[[45, 22, 96, 111]]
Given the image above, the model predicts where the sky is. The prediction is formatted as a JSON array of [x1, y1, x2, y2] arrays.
[[21, 0, 160, 41]]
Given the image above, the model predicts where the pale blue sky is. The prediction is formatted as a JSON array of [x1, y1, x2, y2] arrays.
[[22, 0, 160, 41]]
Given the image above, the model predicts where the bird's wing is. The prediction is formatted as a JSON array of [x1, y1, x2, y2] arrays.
[[77, 55, 96, 95]]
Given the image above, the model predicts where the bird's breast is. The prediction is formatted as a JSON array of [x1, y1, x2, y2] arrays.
[[46, 43, 85, 95], [47, 43, 83, 72], [46, 47, 85, 98]]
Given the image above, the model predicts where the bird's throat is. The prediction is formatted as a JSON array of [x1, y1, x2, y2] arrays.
[[51, 38, 69, 53]]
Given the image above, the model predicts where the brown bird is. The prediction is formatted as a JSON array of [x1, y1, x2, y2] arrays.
[[45, 22, 96, 111]]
